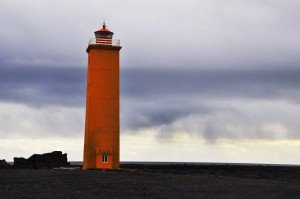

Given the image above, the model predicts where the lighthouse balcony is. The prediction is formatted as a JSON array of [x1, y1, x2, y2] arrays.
[[88, 38, 121, 46]]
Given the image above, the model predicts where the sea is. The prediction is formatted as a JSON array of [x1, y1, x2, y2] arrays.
[[6, 161, 299, 167], [69, 161, 300, 167]]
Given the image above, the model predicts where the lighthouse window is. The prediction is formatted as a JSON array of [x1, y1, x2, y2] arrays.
[[102, 154, 108, 163]]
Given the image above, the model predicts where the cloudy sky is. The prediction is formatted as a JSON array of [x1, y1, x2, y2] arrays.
[[0, 0, 300, 164]]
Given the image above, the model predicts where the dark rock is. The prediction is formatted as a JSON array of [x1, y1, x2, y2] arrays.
[[0, 159, 10, 169], [13, 151, 70, 169], [13, 157, 34, 169]]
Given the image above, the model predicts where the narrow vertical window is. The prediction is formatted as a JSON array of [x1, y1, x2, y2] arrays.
[[102, 154, 108, 163]]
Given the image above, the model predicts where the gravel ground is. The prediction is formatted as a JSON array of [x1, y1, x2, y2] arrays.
[[0, 165, 299, 198]]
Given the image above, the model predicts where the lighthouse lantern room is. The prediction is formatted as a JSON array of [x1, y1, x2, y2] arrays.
[[94, 22, 114, 45]]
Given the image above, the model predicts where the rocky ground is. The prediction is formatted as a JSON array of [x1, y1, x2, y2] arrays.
[[0, 164, 299, 198]]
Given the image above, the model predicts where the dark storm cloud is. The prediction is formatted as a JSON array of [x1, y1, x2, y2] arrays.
[[122, 67, 300, 101], [121, 101, 215, 130], [1, 62, 300, 106], [2, 65, 300, 108], [0, 64, 86, 107]]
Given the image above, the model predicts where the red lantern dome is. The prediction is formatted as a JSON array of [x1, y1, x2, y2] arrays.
[[94, 22, 114, 45]]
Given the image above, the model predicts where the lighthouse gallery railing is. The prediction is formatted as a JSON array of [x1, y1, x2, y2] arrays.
[[88, 38, 121, 46]]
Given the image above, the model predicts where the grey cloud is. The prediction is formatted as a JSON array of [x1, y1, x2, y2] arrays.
[[2, 64, 300, 107], [120, 67, 300, 140], [1, 63, 300, 109], [0, 64, 86, 107], [151, 106, 300, 141], [1, 65, 300, 141], [122, 68, 300, 102], [1, 1, 300, 70], [121, 101, 215, 130]]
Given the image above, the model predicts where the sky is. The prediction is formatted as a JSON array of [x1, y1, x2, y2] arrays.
[[0, 0, 300, 164]]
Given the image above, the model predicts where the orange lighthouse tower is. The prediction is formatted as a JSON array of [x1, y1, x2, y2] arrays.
[[83, 23, 121, 169]]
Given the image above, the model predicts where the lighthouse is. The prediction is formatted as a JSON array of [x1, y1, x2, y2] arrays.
[[83, 23, 121, 169]]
